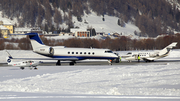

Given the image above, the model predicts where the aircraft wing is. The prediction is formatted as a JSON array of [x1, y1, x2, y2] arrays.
[[10, 57, 79, 61], [121, 55, 131, 58]]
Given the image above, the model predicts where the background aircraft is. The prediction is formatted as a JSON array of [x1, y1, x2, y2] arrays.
[[121, 42, 177, 62], [25, 33, 118, 66], [6, 50, 41, 70]]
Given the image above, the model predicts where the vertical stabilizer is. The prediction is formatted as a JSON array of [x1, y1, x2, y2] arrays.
[[25, 33, 45, 51], [158, 42, 177, 56], [5, 50, 13, 64]]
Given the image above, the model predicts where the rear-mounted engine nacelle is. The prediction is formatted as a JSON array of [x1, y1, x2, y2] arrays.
[[34, 46, 54, 56]]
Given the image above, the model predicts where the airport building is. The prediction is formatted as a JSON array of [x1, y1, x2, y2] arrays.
[[14, 27, 42, 34], [71, 28, 90, 37], [0, 25, 9, 38], [0, 20, 14, 38]]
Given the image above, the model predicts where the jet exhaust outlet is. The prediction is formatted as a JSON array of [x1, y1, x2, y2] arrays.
[[49, 47, 54, 56]]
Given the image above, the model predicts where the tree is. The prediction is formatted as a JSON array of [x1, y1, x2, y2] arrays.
[[44, 24, 49, 33], [0, 39, 5, 50], [77, 16, 82, 22], [18, 37, 31, 50], [118, 18, 125, 27], [54, 8, 62, 26], [102, 17, 105, 21], [37, 5, 45, 26], [92, 28, 96, 36], [0, 29, 3, 38], [5, 44, 17, 50]]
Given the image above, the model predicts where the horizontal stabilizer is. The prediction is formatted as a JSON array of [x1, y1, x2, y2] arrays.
[[165, 42, 177, 49], [158, 42, 177, 56]]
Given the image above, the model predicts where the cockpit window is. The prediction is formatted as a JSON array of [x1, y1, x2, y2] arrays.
[[105, 50, 113, 53]]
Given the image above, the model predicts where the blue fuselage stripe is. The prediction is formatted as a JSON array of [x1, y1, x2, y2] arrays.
[[54, 56, 116, 60], [51, 55, 115, 60], [36, 53, 116, 60]]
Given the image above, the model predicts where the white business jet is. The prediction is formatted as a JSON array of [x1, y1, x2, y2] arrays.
[[121, 42, 177, 62], [6, 51, 41, 70], [25, 33, 118, 65]]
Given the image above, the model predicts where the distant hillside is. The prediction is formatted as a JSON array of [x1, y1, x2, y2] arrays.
[[0, 0, 180, 37]]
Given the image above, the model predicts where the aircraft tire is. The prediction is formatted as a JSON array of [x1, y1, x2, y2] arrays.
[[69, 62, 74, 66], [20, 67, 24, 70], [56, 60, 61, 66]]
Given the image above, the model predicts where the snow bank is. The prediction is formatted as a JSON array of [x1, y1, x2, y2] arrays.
[[0, 64, 180, 96]]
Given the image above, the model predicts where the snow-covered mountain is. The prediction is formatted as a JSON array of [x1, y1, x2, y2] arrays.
[[72, 12, 140, 37], [0, 10, 141, 39], [1, 0, 180, 38]]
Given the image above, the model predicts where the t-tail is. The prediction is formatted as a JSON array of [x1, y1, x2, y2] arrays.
[[25, 33, 45, 51], [25, 33, 56, 56], [158, 42, 177, 56], [6, 50, 13, 64]]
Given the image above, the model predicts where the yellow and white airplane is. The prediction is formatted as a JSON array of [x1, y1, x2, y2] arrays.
[[121, 42, 177, 62]]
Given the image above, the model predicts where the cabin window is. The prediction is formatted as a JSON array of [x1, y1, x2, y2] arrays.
[[68, 52, 70, 54], [88, 52, 91, 55], [72, 52, 74, 54], [80, 52, 82, 54], [105, 51, 113, 53], [76, 52, 78, 54], [92, 52, 95, 55], [84, 52, 86, 54]]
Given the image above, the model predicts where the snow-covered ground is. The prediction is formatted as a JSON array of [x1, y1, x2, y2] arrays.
[[0, 49, 180, 100]]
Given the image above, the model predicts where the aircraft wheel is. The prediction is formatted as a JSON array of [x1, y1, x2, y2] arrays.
[[20, 67, 24, 70], [69, 62, 74, 66], [56, 60, 61, 66], [34, 67, 38, 70]]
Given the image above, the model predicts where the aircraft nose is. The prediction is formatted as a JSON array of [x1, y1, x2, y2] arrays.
[[112, 54, 118, 58]]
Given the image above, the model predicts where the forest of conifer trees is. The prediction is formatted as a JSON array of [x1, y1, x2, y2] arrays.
[[1, 34, 180, 51], [0, 0, 180, 37]]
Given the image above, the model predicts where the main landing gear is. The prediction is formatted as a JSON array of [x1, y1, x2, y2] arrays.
[[20, 67, 38, 70], [69, 61, 76, 66], [145, 60, 154, 62], [20, 67, 25, 70], [56, 60, 76, 66], [56, 60, 61, 66]]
